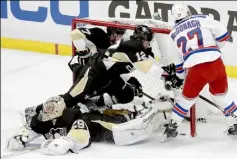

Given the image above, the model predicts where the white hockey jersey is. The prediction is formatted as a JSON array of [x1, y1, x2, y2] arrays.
[[169, 14, 230, 69]]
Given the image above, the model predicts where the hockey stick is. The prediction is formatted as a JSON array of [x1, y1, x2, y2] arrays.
[[142, 91, 155, 100], [159, 64, 237, 119], [199, 95, 237, 118]]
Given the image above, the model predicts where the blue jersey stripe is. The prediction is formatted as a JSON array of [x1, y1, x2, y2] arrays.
[[175, 63, 183, 68], [225, 107, 237, 117], [172, 109, 186, 118], [215, 32, 229, 41], [184, 48, 221, 61], [177, 70, 185, 74], [224, 102, 235, 111]]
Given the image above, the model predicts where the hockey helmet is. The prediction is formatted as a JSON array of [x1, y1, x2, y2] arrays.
[[107, 27, 126, 36], [171, 3, 191, 22], [133, 25, 154, 42]]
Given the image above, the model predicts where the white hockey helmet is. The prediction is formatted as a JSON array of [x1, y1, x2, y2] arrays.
[[171, 3, 191, 22]]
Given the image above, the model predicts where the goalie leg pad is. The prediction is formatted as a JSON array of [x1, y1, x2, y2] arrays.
[[112, 105, 165, 146]]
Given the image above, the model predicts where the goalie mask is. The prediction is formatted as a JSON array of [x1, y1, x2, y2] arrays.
[[38, 96, 66, 122], [107, 26, 126, 45]]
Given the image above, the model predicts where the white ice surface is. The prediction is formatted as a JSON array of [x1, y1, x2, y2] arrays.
[[1, 48, 237, 159]]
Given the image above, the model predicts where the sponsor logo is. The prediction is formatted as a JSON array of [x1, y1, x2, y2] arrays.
[[108, 1, 237, 42], [1, 0, 89, 26]]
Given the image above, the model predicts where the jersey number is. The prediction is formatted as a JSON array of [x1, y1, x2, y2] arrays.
[[125, 65, 135, 72], [72, 119, 85, 129], [136, 52, 147, 61], [177, 27, 203, 54]]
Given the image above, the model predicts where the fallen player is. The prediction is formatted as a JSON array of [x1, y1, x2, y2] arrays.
[[6, 96, 173, 155]]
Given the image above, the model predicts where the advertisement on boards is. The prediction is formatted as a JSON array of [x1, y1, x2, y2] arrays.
[[1, 0, 237, 69], [107, 1, 237, 42], [1, 0, 89, 26]]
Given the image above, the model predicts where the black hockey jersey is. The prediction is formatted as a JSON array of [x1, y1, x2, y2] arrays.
[[106, 37, 154, 63], [78, 27, 111, 54], [30, 108, 127, 142]]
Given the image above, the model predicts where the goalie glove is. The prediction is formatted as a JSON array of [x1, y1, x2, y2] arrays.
[[161, 63, 183, 89], [6, 125, 40, 151], [127, 77, 143, 97]]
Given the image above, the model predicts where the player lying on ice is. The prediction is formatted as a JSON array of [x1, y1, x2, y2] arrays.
[[6, 95, 174, 155], [6, 25, 181, 154]]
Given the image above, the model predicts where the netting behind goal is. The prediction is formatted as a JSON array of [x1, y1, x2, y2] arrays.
[[71, 18, 233, 137]]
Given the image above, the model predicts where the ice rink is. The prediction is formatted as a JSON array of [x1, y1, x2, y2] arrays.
[[1, 48, 237, 159]]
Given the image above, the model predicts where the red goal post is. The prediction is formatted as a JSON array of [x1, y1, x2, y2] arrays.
[[71, 18, 197, 137]]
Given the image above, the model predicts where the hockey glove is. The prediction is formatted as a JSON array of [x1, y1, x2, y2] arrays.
[[145, 47, 155, 58], [161, 63, 183, 89], [69, 63, 83, 74], [76, 48, 92, 66], [68, 48, 91, 73], [161, 63, 176, 76], [166, 75, 183, 89], [127, 77, 143, 97]]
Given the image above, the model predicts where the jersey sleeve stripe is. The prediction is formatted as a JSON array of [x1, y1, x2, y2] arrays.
[[175, 63, 184, 74], [183, 46, 220, 61], [215, 32, 230, 42]]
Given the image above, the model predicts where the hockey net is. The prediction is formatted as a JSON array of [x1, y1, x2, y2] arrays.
[[71, 18, 234, 137]]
